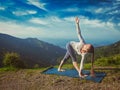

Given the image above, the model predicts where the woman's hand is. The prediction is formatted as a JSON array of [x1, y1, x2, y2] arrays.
[[75, 17, 79, 24]]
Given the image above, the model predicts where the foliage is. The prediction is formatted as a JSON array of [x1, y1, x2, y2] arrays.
[[3, 52, 25, 68], [56, 54, 120, 70], [34, 64, 39, 68], [95, 40, 120, 59], [95, 54, 120, 66], [0, 66, 18, 72]]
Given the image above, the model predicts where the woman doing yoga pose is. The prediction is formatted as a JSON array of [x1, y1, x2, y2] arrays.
[[58, 17, 95, 78]]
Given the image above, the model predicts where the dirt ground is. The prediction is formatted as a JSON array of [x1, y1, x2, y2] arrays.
[[0, 68, 120, 90]]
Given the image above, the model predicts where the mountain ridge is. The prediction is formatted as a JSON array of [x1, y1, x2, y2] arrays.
[[95, 40, 120, 59], [0, 33, 120, 67], [0, 33, 65, 67]]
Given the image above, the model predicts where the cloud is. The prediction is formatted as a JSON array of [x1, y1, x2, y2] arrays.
[[0, 0, 120, 45], [29, 18, 48, 25], [0, 18, 74, 39], [0, 7, 5, 11], [27, 10, 37, 14], [82, 18, 114, 29], [95, 8, 103, 13], [108, 10, 119, 15], [27, 0, 48, 11], [12, 11, 28, 16], [49, 16, 63, 22], [12, 10, 37, 16], [0, 16, 120, 43], [62, 7, 80, 12], [0, 21, 43, 38], [63, 16, 115, 30]]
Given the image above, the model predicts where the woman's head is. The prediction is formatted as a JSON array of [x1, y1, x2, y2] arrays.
[[80, 44, 94, 53]]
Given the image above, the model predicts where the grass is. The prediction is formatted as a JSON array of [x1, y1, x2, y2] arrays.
[[55, 63, 92, 71], [0, 66, 18, 72], [0, 66, 50, 72], [55, 63, 74, 69], [0, 64, 119, 90], [0, 54, 119, 72], [55, 58, 120, 71], [0, 62, 119, 73]]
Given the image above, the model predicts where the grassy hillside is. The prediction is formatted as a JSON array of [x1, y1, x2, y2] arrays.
[[95, 40, 120, 59], [0, 33, 65, 68]]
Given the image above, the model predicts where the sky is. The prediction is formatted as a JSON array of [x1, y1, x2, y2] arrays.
[[0, 0, 120, 47]]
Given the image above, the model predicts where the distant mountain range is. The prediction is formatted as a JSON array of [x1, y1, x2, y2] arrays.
[[40, 38, 119, 48], [0, 33, 119, 68], [0, 33, 65, 67]]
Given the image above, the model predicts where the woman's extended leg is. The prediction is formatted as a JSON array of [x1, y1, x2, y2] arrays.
[[58, 51, 70, 71], [58, 43, 80, 72], [66, 43, 80, 72]]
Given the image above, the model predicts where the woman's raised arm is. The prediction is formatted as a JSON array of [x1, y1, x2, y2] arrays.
[[75, 17, 84, 42]]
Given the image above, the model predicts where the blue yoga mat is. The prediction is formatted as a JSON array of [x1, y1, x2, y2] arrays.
[[42, 67, 106, 83]]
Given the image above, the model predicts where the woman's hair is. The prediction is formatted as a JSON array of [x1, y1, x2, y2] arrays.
[[81, 44, 94, 53], [87, 44, 94, 53]]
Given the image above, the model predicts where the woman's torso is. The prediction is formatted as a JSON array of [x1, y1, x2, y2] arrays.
[[69, 41, 85, 55]]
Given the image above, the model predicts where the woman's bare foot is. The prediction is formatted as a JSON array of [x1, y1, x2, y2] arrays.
[[90, 73, 96, 77], [58, 68, 65, 72], [79, 74, 88, 78], [79, 72, 88, 78]]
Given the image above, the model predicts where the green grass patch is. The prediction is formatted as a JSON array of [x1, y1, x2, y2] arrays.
[[28, 67, 49, 73], [84, 63, 91, 69], [55, 63, 74, 69], [95, 54, 120, 67], [55, 63, 92, 70], [0, 66, 18, 72]]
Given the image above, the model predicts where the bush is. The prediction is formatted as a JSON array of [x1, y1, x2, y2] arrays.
[[95, 54, 120, 66], [34, 64, 39, 68], [3, 52, 25, 68]]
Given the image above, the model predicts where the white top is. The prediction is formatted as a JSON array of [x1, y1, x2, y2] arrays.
[[70, 41, 85, 55]]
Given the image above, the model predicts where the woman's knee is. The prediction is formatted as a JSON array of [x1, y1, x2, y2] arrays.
[[66, 42, 71, 49]]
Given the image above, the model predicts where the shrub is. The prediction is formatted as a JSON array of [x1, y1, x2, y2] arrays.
[[34, 64, 39, 68], [95, 54, 120, 66], [3, 52, 25, 68]]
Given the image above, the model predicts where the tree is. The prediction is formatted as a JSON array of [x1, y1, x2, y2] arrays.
[[34, 64, 39, 68], [3, 52, 25, 68]]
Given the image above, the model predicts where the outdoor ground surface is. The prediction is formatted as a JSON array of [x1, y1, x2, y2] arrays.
[[0, 67, 120, 90]]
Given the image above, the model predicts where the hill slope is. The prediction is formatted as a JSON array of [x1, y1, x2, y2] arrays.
[[0, 33, 65, 67], [95, 40, 120, 59]]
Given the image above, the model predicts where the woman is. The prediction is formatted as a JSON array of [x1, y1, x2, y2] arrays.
[[58, 17, 95, 78]]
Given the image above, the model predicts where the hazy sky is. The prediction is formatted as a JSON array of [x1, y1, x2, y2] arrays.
[[0, 0, 120, 44]]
